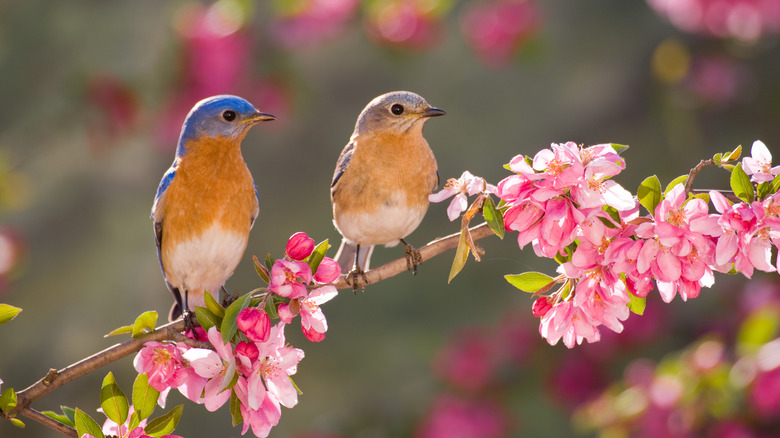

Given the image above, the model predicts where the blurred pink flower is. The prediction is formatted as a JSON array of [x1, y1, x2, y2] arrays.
[[461, 0, 540, 67], [365, 0, 445, 49], [647, 0, 780, 41], [434, 328, 496, 392], [416, 394, 510, 438], [271, 0, 359, 48]]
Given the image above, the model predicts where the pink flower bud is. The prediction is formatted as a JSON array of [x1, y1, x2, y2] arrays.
[[236, 307, 271, 343], [532, 297, 552, 318], [286, 232, 315, 260], [236, 341, 259, 362], [314, 257, 341, 283]]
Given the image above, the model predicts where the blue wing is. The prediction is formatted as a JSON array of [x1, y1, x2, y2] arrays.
[[331, 140, 355, 190]]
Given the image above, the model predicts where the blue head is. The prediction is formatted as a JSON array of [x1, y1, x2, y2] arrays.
[[176, 95, 275, 156]]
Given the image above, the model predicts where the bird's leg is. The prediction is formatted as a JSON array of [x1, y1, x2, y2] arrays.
[[346, 244, 368, 293], [400, 239, 422, 275], [182, 290, 195, 333]]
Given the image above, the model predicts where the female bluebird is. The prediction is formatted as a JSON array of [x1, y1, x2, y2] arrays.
[[331, 91, 445, 287], [152, 95, 275, 320]]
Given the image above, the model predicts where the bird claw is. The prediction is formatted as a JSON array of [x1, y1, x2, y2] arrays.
[[401, 239, 422, 275], [346, 267, 368, 294], [182, 309, 196, 333]]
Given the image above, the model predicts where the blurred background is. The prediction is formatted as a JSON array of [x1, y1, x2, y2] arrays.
[[2, 1, 780, 437]]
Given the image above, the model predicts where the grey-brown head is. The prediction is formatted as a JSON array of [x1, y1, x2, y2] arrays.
[[353, 91, 445, 136]]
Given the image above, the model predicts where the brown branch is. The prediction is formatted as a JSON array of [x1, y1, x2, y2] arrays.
[[333, 222, 496, 289], [12, 320, 186, 417], [17, 407, 78, 438], [684, 159, 716, 195]]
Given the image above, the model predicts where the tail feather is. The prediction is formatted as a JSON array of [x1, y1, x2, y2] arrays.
[[335, 240, 374, 272]]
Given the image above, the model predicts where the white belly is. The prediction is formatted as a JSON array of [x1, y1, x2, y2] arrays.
[[165, 224, 248, 309], [336, 199, 428, 247]]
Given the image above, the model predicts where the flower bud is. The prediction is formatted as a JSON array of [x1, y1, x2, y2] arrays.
[[236, 307, 271, 343], [236, 341, 259, 362], [532, 297, 552, 318], [314, 257, 341, 283], [286, 232, 315, 260]]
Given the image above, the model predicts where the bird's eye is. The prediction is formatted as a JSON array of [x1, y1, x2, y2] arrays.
[[390, 104, 404, 115], [222, 110, 237, 121]]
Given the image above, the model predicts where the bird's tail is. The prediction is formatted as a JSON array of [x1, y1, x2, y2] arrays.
[[335, 240, 374, 273]]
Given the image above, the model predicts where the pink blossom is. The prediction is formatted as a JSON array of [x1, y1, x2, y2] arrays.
[[234, 377, 282, 438], [743, 140, 780, 183], [285, 232, 315, 261], [244, 323, 305, 410], [461, 0, 540, 67], [237, 307, 271, 343], [313, 257, 341, 283], [236, 341, 259, 362], [133, 342, 188, 394], [299, 286, 338, 342], [268, 259, 312, 299], [532, 296, 552, 317], [429, 170, 495, 221], [181, 326, 236, 411], [539, 300, 601, 348], [270, 0, 359, 49]]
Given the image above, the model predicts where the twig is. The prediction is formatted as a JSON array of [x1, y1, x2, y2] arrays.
[[684, 159, 716, 195], [12, 320, 186, 416], [333, 222, 495, 289]]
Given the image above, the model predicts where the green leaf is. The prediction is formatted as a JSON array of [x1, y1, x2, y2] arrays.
[[132, 373, 160, 421], [627, 290, 646, 315], [128, 411, 141, 432], [0, 386, 17, 414], [0, 304, 22, 325], [100, 372, 129, 426], [602, 205, 621, 226], [194, 306, 221, 332], [221, 292, 252, 343], [482, 196, 505, 239], [41, 410, 75, 428], [61, 406, 76, 423], [610, 143, 630, 155], [74, 408, 105, 438], [663, 174, 689, 196], [504, 272, 555, 293], [229, 391, 243, 427], [132, 311, 158, 338], [253, 255, 270, 283], [104, 325, 133, 337], [637, 175, 661, 215], [727, 144, 742, 161], [204, 292, 226, 319], [447, 231, 470, 283], [144, 404, 183, 437], [712, 152, 722, 165], [10, 418, 25, 428], [308, 239, 330, 273], [264, 253, 275, 272], [264, 296, 279, 320], [730, 163, 754, 203]]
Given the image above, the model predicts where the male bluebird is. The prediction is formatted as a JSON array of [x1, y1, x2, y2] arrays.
[[152, 95, 275, 320], [331, 91, 445, 287]]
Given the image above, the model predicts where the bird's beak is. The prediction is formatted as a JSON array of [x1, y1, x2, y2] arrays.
[[245, 112, 276, 124], [421, 106, 446, 118]]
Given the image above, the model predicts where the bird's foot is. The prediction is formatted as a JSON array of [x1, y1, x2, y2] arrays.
[[182, 309, 196, 333], [401, 239, 422, 275], [346, 267, 368, 294]]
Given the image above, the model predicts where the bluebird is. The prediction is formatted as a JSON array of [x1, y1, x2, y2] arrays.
[[331, 91, 445, 288], [152, 95, 275, 320]]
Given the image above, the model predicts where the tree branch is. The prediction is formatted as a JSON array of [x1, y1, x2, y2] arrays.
[[12, 320, 186, 417], [17, 407, 78, 438], [333, 222, 495, 289]]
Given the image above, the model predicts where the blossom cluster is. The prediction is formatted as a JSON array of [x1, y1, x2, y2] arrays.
[[432, 140, 780, 349], [132, 232, 340, 437], [647, 0, 780, 42]]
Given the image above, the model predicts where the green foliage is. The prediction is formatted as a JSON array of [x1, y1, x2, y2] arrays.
[[627, 290, 646, 315], [221, 292, 252, 343], [100, 372, 129, 426], [132, 311, 158, 338], [637, 175, 661, 215], [253, 254, 270, 283], [74, 408, 104, 438], [737, 306, 780, 355], [610, 143, 630, 155], [448, 231, 469, 283], [664, 174, 689, 195], [41, 406, 75, 428], [144, 404, 183, 437], [730, 163, 754, 203], [132, 373, 160, 421], [204, 292, 226, 319], [0, 304, 21, 326], [230, 391, 243, 427], [194, 306, 222, 332], [504, 272, 555, 293], [0, 386, 17, 414], [483, 196, 505, 239], [308, 238, 330, 273]]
